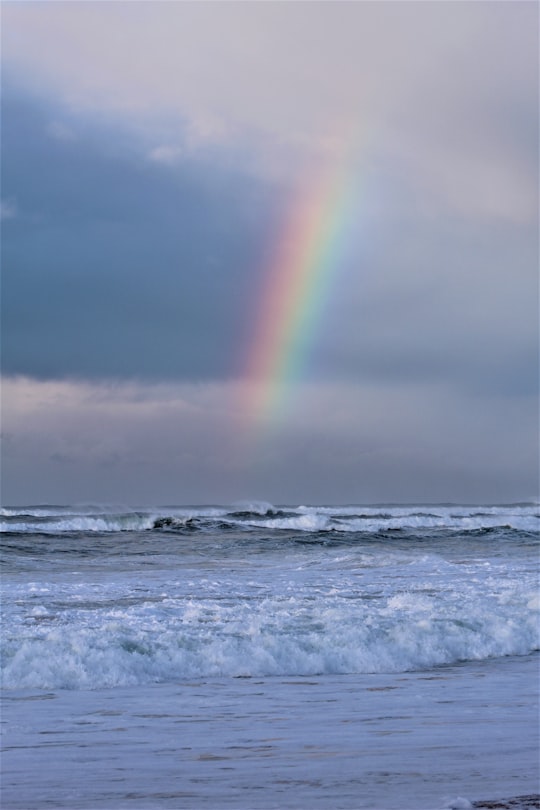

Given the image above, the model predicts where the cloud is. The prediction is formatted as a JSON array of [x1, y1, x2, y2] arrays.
[[2, 377, 537, 505], [1, 90, 281, 381], [148, 145, 184, 166], [0, 199, 17, 220], [2, 1, 537, 216], [46, 120, 77, 142], [1, 2, 537, 505], [1, 85, 537, 400]]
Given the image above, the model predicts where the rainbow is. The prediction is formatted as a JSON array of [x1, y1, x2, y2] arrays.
[[241, 139, 361, 436]]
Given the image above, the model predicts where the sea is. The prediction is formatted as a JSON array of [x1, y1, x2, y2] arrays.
[[1, 502, 539, 810]]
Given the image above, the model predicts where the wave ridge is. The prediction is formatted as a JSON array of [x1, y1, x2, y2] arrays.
[[1, 504, 538, 535]]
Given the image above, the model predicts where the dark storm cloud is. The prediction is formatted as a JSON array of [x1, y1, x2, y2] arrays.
[[1, 2, 537, 506], [3, 86, 537, 401], [1, 87, 279, 381]]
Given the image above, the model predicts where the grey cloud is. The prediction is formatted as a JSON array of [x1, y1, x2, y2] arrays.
[[3, 3, 537, 178], [2, 378, 537, 505], [2, 86, 537, 403], [1, 90, 280, 381], [306, 164, 538, 397], [1, 2, 537, 507]]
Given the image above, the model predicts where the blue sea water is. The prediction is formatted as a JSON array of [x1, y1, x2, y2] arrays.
[[1, 503, 539, 809]]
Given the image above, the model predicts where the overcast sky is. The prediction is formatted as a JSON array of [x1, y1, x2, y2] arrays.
[[1, 1, 538, 506]]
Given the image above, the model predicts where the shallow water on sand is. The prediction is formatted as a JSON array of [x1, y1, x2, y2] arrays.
[[2, 654, 538, 809]]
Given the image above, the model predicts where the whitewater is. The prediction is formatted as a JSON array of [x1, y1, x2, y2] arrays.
[[1, 503, 539, 809]]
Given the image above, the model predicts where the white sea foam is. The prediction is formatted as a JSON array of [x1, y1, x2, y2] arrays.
[[2, 502, 538, 690], [2, 515, 158, 534], [244, 514, 333, 532], [2, 570, 538, 689]]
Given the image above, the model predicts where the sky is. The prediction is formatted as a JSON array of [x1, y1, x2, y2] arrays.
[[1, 0, 538, 506]]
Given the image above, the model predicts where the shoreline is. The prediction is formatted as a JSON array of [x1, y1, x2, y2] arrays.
[[2, 655, 538, 809], [472, 798, 539, 810]]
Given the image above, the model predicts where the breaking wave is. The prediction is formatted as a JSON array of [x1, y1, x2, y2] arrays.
[[1, 503, 538, 535], [2, 581, 538, 689]]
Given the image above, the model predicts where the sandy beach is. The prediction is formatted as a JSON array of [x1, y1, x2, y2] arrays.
[[2, 654, 538, 810]]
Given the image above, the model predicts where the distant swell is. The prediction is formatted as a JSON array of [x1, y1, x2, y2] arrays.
[[1, 504, 538, 535]]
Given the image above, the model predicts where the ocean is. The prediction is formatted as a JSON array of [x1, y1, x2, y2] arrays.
[[1, 503, 538, 809]]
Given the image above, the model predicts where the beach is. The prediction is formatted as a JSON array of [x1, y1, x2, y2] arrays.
[[2, 656, 539, 809]]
